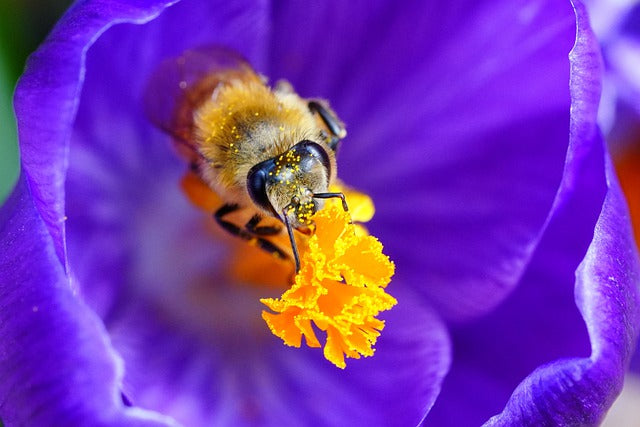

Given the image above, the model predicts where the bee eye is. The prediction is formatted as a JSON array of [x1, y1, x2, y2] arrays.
[[292, 140, 331, 179], [247, 159, 275, 213]]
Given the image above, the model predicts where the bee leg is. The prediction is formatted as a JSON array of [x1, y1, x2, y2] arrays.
[[308, 100, 346, 151], [245, 214, 282, 236], [282, 207, 301, 272], [214, 204, 289, 261], [313, 192, 349, 212]]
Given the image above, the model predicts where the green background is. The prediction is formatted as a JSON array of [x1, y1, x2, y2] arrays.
[[0, 0, 71, 203]]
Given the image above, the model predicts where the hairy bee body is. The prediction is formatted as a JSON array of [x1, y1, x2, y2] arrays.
[[145, 47, 347, 267], [194, 78, 336, 211]]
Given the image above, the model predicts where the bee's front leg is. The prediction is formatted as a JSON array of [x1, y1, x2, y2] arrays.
[[245, 214, 281, 236], [214, 204, 288, 260]]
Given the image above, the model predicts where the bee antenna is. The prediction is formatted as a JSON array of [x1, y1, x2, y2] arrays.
[[282, 205, 301, 272], [313, 192, 348, 212]]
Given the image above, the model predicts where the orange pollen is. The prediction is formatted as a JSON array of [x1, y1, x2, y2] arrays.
[[261, 205, 396, 368]]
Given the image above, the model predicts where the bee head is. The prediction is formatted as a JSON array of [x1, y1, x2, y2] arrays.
[[247, 140, 332, 229]]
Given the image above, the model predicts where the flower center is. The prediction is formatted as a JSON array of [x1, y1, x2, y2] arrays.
[[181, 170, 396, 368]]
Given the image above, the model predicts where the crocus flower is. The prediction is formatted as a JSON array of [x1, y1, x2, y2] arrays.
[[1, 1, 639, 426]]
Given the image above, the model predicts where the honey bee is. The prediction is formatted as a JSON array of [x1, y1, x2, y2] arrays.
[[145, 47, 348, 270]]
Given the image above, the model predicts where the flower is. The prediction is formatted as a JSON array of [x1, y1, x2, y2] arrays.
[[1, 1, 639, 426]]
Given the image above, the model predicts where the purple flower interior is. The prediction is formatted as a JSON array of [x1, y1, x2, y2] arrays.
[[65, 0, 574, 423], [63, 1, 454, 425], [2, 0, 639, 426]]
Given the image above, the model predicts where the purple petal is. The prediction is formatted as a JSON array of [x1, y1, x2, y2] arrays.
[[269, 1, 579, 320], [426, 130, 609, 425], [0, 175, 177, 427], [485, 158, 640, 426], [13, 0, 178, 264], [427, 2, 640, 424], [101, 287, 449, 426]]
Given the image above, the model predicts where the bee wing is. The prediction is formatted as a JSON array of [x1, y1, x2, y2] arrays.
[[144, 46, 259, 161]]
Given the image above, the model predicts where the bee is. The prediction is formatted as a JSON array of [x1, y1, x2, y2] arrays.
[[145, 47, 348, 270]]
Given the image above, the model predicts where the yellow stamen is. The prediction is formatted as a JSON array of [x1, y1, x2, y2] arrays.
[[261, 205, 396, 368]]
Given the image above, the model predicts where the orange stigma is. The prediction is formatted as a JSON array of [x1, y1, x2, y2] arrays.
[[261, 205, 396, 368]]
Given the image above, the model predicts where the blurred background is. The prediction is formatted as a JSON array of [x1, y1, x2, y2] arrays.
[[0, 0, 71, 202], [0, 0, 638, 425]]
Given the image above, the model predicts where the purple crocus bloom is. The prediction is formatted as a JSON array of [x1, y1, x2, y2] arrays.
[[1, 0, 639, 426]]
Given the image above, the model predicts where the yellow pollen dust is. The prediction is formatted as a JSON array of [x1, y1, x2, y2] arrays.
[[261, 205, 396, 369]]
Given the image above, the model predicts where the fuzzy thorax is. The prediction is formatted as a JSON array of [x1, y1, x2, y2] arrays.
[[193, 79, 323, 205]]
